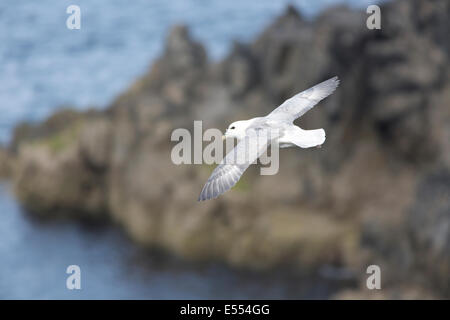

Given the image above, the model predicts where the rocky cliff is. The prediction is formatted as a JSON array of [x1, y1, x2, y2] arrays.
[[4, 0, 450, 298]]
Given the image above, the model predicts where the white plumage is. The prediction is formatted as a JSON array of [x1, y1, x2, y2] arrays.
[[198, 76, 339, 201]]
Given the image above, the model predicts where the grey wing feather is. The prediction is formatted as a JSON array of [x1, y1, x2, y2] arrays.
[[267, 76, 339, 122], [198, 131, 271, 201]]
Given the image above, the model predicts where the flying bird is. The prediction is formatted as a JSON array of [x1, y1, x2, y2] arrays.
[[198, 76, 339, 201]]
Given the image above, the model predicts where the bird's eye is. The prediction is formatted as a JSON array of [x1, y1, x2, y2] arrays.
[[230, 126, 235, 130]]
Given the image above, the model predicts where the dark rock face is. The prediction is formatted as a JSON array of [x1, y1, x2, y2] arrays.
[[222, 42, 260, 98], [8, 0, 450, 298], [12, 114, 110, 219], [408, 170, 450, 294]]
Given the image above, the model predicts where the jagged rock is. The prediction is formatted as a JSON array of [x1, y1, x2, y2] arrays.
[[252, 6, 321, 104], [165, 25, 207, 74], [139, 25, 207, 110], [222, 42, 259, 97], [79, 117, 112, 170], [13, 120, 109, 219], [14, 144, 108, 218]]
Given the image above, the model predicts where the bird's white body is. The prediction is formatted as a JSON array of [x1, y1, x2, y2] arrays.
[[225, 117, 325, 149], [199, 76, 339, 201]]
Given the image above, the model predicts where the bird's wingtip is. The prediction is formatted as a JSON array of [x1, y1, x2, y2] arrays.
[[332, 76, 340, 85], [324, 76, 340, 92]]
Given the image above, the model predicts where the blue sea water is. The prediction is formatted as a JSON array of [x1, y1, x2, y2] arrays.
[[0, 0, 369, 299], [0, 0, 377, 143]]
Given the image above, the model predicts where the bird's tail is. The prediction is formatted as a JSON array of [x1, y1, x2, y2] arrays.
[[286, 126, 326, 148]]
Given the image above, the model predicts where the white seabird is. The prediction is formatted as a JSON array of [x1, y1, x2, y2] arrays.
[[198, 76, 339, 201]]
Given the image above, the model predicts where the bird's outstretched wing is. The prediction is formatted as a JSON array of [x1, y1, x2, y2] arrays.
[[267, 76, 339, 123], [198, 129, 272, 201]]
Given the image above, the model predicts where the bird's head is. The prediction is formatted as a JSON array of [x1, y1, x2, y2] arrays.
[[223, 120, 249, 141]]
